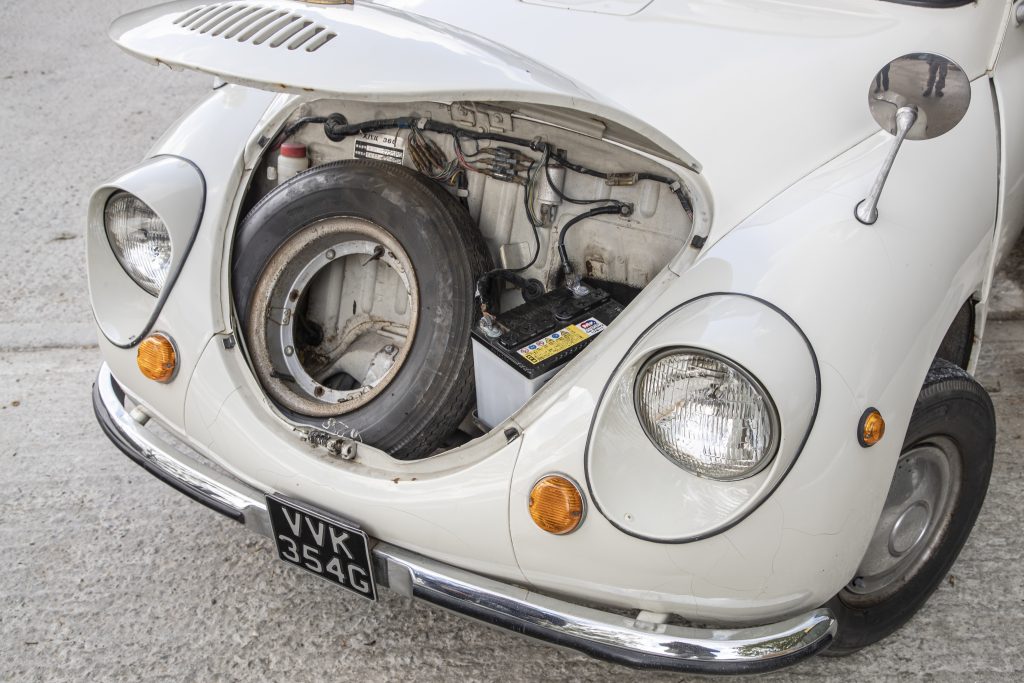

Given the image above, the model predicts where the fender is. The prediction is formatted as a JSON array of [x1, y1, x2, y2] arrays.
[[505, 75, 998, 623]]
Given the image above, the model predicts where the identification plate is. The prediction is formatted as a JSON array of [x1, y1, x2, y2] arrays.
[[354, 132, 406, 165], [517, 317, 607, 365], [267, 495, 377, 601]]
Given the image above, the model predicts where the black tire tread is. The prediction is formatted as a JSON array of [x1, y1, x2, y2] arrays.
[[823, 358, 995, 656]]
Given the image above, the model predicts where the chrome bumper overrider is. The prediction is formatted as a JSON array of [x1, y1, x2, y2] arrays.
[[93, 364, 836, 674]]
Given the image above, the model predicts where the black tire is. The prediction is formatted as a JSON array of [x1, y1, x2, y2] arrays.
[[824, 358, 995, 655], [233, 160, 492, 460]]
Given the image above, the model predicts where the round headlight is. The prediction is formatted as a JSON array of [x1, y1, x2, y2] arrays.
[[104, 192, 172, 296], [635, 350, 779, 481]]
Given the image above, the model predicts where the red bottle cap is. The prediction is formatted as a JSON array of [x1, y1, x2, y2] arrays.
[[280, 143, 308, 159]]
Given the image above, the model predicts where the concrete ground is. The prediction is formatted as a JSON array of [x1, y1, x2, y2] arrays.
[[1, 2, 1023, 680]]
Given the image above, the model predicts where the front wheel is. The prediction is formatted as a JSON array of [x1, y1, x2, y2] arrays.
[[824, 358, 995, 655]]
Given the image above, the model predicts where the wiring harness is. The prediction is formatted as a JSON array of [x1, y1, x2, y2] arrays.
[[277, 112, 696, 318]]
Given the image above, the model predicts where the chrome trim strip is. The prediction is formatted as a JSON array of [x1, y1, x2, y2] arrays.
[[377, 543, 836, 673], [93, 363, 836, 673], [93, 364, 271, 536]]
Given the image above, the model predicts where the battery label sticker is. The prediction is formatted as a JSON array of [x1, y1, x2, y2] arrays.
[[517, 317, 607, 365], [354, 132, 406, 165]]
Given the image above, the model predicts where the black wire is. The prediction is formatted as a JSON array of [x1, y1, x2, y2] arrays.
[[456, 170, 469, 209], [314, 114, 694, 219], [475, 156, 546, 316], [516, 214, 542, 273], [544, 158, 625, 207], [295, 114, 686, 203], [280, 116, 328, 141], [514, 157, 546, 273], [311, 114, 696, 252], [548, 149, 693, 220], [454, 132, 484, 159], [523, 145, 550, 228], [550, 148, 675, 184], [522, 162, 541, 230], [322, 116, 542, 150], [558, 205, 628, 275]]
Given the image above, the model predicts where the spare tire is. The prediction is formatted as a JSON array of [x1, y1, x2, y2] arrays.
[[233, 160, 491, 460]]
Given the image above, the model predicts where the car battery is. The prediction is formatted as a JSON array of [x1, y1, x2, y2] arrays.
[[471, 287, 623, 428]]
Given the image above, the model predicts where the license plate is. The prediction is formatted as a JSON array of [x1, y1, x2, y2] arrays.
[[266, 495, 377, 601]]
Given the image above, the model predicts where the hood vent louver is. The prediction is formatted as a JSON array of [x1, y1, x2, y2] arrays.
[[173, 3, 337, 52]]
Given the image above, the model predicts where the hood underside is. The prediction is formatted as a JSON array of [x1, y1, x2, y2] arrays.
[[109, 0, 701, 172]]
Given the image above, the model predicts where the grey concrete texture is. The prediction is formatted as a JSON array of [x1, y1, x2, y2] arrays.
[[1, 1, 1022, 681]]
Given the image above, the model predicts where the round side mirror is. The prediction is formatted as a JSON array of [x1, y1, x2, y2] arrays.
[[856, 53, 971, 225], [868, 53, 970, 140]]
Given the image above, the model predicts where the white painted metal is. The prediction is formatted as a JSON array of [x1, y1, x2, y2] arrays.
[[178, 332, 530, 583], [518, 0, 654, 15], [587, 296, 817, 542], [98, 76, 995, 623], [110, 0, 1007, 240], [87, 156, 204, 346], [95, 85, 279, 426], [992, 2, 1024, 267], [87, 0, 1019, 626], [249, 98, 692, 295], [109, 0, 701, 171], [508, 78, 997, 621]]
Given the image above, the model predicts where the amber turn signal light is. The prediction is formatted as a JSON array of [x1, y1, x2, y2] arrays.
[[858, 407, 885, 447], [529, 475, 585, 535], [137, 333, 177, 383]]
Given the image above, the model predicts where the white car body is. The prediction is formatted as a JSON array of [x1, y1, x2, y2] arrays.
[[88, 0, 1024, 672]]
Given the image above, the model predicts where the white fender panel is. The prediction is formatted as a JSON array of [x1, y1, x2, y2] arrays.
[[505, 77, 997, 623], [87, 156, 205, 347], [587, 295, 818, 542], [96, 85, 279, 426]]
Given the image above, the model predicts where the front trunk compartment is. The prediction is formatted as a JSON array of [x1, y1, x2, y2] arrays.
[[233, 98, 698, 460]]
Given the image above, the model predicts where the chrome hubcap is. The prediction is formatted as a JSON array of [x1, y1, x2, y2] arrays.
[[843, 436, 961, 602]]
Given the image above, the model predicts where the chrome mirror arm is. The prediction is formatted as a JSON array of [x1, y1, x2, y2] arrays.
[[855, 105, 919, 225]]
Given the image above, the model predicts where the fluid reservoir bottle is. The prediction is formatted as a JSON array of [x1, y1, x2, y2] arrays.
[[277, 143, 309, 183]]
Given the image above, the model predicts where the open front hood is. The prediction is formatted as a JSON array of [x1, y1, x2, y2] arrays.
[[109, 0, 701, 172], [112, 0, 1006, 234]]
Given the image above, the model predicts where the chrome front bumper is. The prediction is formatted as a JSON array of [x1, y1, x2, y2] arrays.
[[93, 364, 836, 674]]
